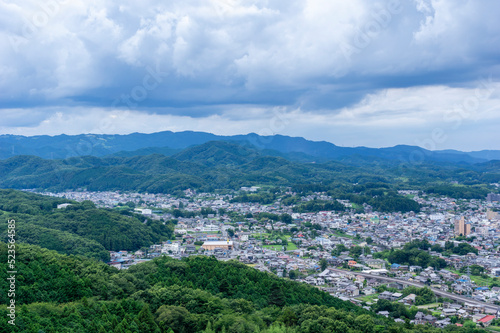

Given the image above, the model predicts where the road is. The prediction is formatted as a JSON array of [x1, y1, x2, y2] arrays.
[[328, 268, 500, 312]]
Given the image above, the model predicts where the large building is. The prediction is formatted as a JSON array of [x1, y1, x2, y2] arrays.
[[487, 193, 500, 202], [202, 240, 233, 251], [454, 216, 471, 236]]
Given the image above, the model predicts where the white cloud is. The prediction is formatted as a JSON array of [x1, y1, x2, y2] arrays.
[[2, 0, 498, 100], [0, 0, 499, 150]]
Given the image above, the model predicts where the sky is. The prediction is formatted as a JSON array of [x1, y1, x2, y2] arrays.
[[0, 0, 499, 151]]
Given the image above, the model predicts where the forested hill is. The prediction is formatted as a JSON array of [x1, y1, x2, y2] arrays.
[[0, 141, 499, 200], [0, 190, 174, 261], [1, 130, 499, 163], [0, 243, 486, 332]]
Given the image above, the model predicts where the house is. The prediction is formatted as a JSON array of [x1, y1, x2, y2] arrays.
[[399, 293, 416, 305], [442, 309, 457, 317], [184, 245, 196, 253], [435, 318, 451, 328], [108, 261, 122, 270], [366, 259, 386, 269], [477, 315, 495, 327], [387, 282, 405, 290], [423, 315, 437, 324], [162, 242, 180, 254], [377, 311, 390, 318], [202, 241, 233, 251], [345, 285, 359, 296], [391, 263, 401, 271], [414, 312, 425, 325], [390, 292, 403, 301], [379, 291, 393, 300], [363, 286, 376, 295]]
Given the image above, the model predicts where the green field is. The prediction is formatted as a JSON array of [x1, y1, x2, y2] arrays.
[[252, 232, 273, 239], [356, 293, 379, 303], [263, 242, 298, 251], [417, 303, 440, 309], [448, 269, 495, 287], [331, 231, 355, 239]]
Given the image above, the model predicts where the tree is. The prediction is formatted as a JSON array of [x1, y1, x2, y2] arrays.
[[269, 283, 285, 307], [332, 244, 348, 256], [156, 305, 195, 333], [227, 228, 235, 238], [355, 314, 375, 333], [320, 258, 328, 271], [278, 307, 297, 327], [349, 246, 363, 259], [203, 321, 215, 333], [365, 237, 373, 244], [136, 304, 160, 333], [280, 214, 293, 224]]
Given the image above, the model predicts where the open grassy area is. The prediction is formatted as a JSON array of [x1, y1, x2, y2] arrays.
[[262, 245, 283, 250], [331, 231, 356, 240], [252, 233, 273, 239], [448, 269, 495, 287], [352, 203, 363, 211], [417, 303, 441, 309], [356, 293, 380, 303], [329, 231, 363, 245], [262, 244, 298, 251]]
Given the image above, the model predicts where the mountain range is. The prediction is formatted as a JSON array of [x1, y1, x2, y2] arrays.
[[0, 140, 498, 197], [1, 130, 499, 164]]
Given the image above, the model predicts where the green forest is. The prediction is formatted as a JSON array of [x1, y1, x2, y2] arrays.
[[0, 243, 487, 333], [0, 141, 498, 203], [0, 190, 174, 261], [0, 139, 498, 332]]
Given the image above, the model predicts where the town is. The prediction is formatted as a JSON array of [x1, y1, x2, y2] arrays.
[[38, 187, 500, 329]]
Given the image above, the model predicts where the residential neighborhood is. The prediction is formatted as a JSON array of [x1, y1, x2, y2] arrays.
[[38, 188, 500, 328]]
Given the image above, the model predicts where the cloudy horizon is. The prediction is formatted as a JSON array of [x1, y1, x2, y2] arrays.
[[1, 0, 499, 151]]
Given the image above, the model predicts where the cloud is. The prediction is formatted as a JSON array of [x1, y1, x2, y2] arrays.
[[0, 0, 499, 149], [1, 79, 498, 151]]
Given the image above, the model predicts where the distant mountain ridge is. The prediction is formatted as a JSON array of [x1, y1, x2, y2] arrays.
[[1, 140, 499, 195], [0, 130, 498, 164]]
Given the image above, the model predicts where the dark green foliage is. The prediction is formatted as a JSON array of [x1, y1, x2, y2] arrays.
[[460, 265, 485, 276], [444, 241, 479, 255], [375, 241, 448, 269], [137, 304, 161, 333], [0, 243, 117, 305], [0, 140, 497, 205], [426, 184, 489, 199], [0, 190, 174, 259], [293, 199, 346, 213], [369, 196, 421, 213], [401, 286, 436, 306], [0, 244, 486, 333]]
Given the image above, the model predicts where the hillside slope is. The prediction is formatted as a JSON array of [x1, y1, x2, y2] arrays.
[[0, 190, 174, 261], [0, 243, 484, 333]]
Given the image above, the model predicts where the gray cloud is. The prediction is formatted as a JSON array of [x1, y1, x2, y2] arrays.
[[0, 0, 499, 149]]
